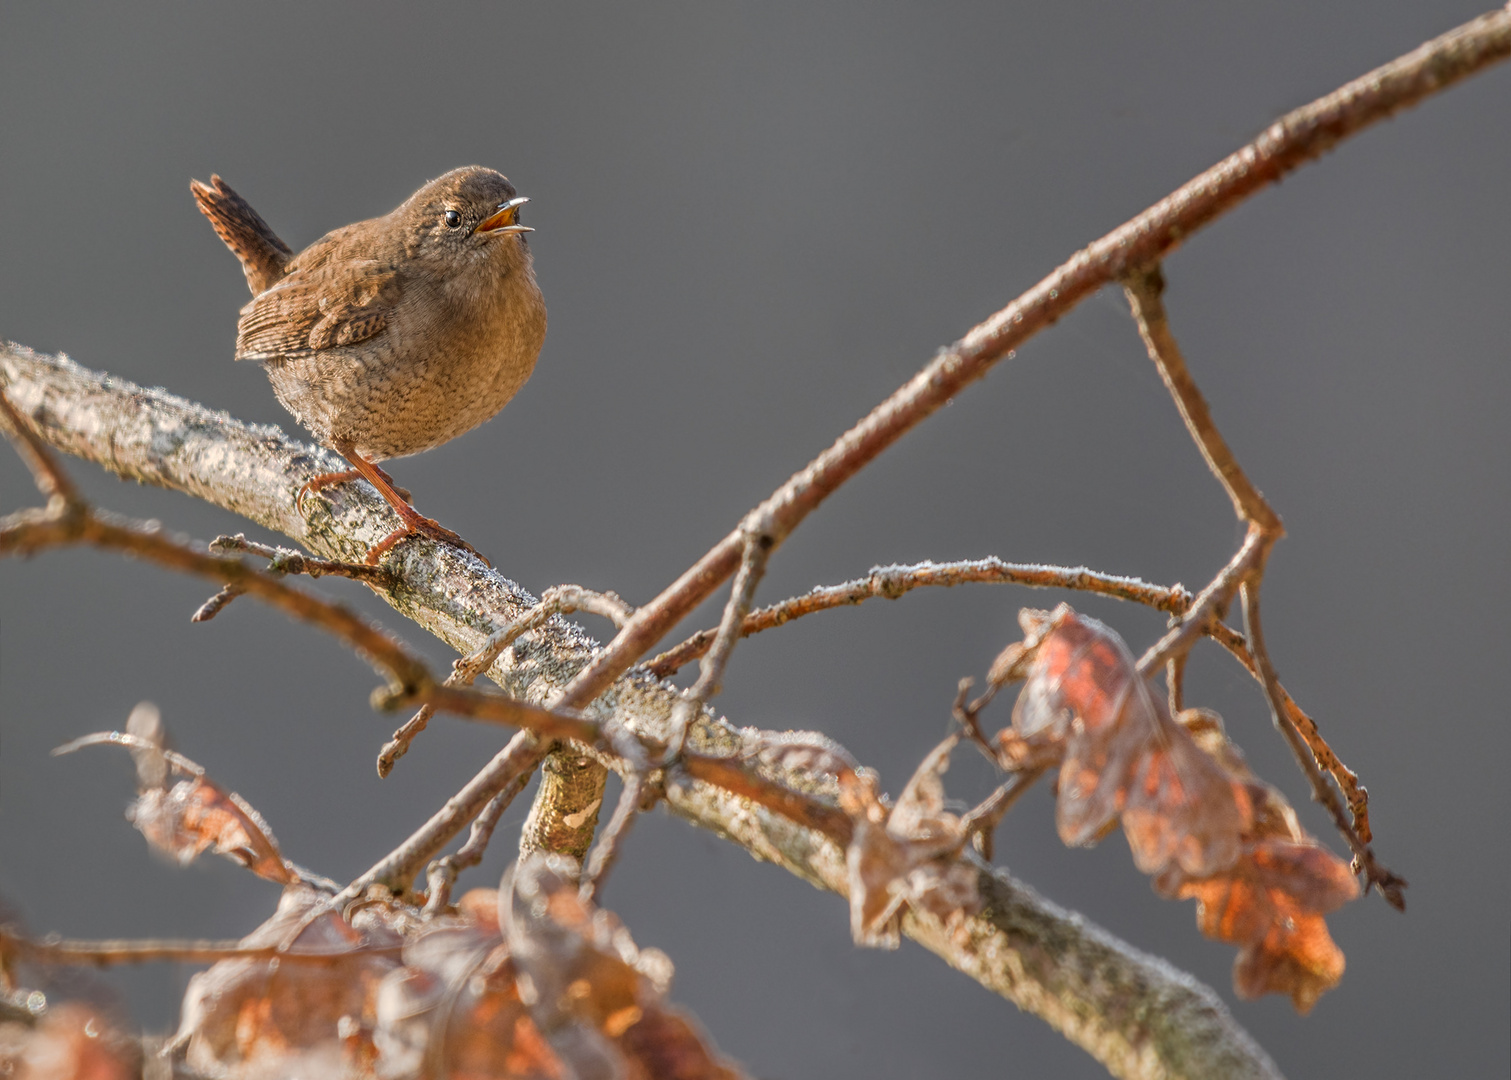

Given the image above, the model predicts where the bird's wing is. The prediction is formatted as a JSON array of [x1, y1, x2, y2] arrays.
[[235, 252, 403, 361]]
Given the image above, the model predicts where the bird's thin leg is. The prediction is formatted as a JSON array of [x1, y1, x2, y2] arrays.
[[334, 442, 487, 566]]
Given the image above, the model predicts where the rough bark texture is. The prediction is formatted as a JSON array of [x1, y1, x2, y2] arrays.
[[519, 749, 606, 859], [0, 343, 1283, 1080]]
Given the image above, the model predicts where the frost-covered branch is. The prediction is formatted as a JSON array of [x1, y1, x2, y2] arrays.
[[0, 344, 1280, 1079]]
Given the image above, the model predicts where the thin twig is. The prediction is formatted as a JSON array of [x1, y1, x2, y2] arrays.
[[210, 533, 396, 581], [666, 530, 772, 758], [343, 730, 546, 901], [1166, 654, 1187, 715], [192, 536, 396, 620], [190, 584, 246, 622], [421, 782, 531, 915], [1123, 263, 1401, 903], [1126, 265, 1282, 532], [1201, 623, 1375, 844], [1136, 527, 1265, 675], [579, 772, 645, 901], [649, 557, 1198, 677], [1, 929, 402, 967], [1242, 579, 1407, 908], [0, 509, 431, 695], [692, 531, 773, 702], [378, 584, 632, 776], [960, 766, 1050, 861], [462, 584, 635, 687]]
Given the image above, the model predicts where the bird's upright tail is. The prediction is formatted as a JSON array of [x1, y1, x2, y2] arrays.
[[190, 175, 293, 296]]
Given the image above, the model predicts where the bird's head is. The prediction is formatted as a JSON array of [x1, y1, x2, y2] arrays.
[[399, 166, 534, 275]]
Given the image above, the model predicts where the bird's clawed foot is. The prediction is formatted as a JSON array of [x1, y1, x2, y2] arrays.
[[365, 505, 489, 567], [297, 448, 487, 567]]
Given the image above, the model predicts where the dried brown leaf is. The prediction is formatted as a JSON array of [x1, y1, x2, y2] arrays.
[[838, 736, 980, 949], [504, 854, 746, 1080], [174, 885, 404, 1077], [1010, 605, 1249, 878], [373, 856, 743, 1079], [55, 727, 294, 885], [374, 923, 559, 1080], [128, 777, 293, 885]]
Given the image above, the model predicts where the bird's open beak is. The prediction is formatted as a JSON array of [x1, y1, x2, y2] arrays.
[[476, 196, 532, 235]]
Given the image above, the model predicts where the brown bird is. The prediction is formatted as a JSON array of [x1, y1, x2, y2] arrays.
[[191, 167, 546, 564]]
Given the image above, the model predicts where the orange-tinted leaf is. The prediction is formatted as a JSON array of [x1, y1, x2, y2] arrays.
[[164, 854, 744, 1079], [374, 924, 560, 1080], [1173, 838, 1358, 1012], [1120, 737, 1250, 878], [378, 857, 747, 1080], [1011, 605, 1249, 878]]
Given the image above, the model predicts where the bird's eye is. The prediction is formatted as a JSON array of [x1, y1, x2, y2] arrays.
[[443, 210, 462, 228]]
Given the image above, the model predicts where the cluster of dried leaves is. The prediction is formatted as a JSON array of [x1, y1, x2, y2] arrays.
[[792, 602, 1360, 1012], [163, 863, 740, 1080], [2, 715, 746, 1080], [979, 604, 1360, 1011]]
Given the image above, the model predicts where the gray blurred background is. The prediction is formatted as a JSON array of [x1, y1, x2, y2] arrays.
[[1, 3, 1507, 1076]]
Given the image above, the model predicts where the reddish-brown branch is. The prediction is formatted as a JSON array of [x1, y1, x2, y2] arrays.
[[1125, 265, 1282, 532], [0, 511, 431, 694], [556, 9, 1511, 713]]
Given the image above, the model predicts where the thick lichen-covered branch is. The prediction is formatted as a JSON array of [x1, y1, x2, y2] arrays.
[[1, 344, 1279, 1080]]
